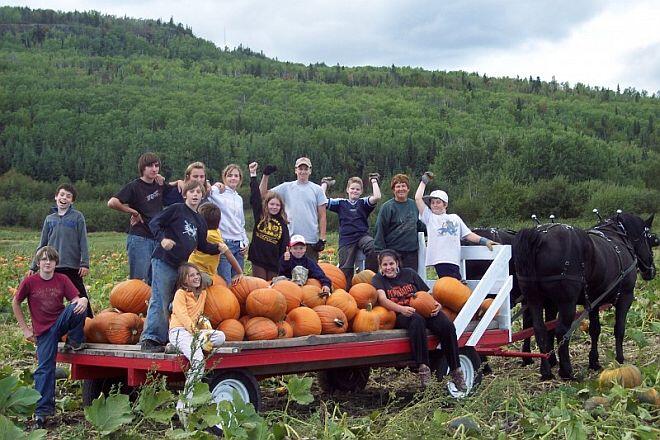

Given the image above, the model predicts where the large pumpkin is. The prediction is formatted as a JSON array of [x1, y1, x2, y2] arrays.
[[106, 313, 143, 344], [410, 291, 438, 318], [598, 365, 643, 389], [301, 285, 329, 308], [276, 321, 293, 339], [352, 269, 375, 286], [272, 280, 304, 313], [204, 285, 241, 327], [318, 262, 347, 291], [211, 274, 227, 288], [305, 278, 322, 288], [246, 288, 287, 322], [109, 279, 151, 315], [351, 304, 380, 333], [286, 307, 322, 337], [84, 316, 112, 343], [432, 277, 472, 312], [244, 317, 278, 341], [349, 283, 378, 309], [372, 306, 396, 330], [231, 276, 269, 312], [313, 305, 348, 334], [441, 307, 458, 321], [238, 315, 252, 327], [217, 319, 245, 341], [326, 289, 358, 321]]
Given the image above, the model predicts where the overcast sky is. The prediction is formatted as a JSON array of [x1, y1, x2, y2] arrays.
[[5, 0, 660, 92]]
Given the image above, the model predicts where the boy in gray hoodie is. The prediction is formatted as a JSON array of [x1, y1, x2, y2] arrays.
[[30, 184, 92, 317]]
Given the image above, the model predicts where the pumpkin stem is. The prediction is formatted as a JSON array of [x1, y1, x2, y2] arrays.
[[333, 318, 344, 327]]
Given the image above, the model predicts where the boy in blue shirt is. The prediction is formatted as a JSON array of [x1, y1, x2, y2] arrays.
[[322, 174, 381, 288]]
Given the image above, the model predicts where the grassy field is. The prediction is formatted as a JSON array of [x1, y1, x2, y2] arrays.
[[0, 228, 658, 439]]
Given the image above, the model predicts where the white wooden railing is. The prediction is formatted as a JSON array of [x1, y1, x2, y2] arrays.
[[417, 233, 512, 346]]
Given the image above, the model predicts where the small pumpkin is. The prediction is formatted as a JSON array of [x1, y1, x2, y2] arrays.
[[351, 304, 380, 333], [204, 285, 240, 327], [636, 388, 660, 406], [217, 319, 245, 341], [352, 269, 375, 286], [231, 276, 270, 312], [301, 285, 329, 308], [477, 298, 499, 318], [305, 278, 322, 288], [286, 307, 322, 337], [276, 321, 293, 339], [109, 279, 151, 315], [598, 364, 643, 389], [246, 288, 287, 322], [238, 315, 252, 327], [410, 291, 438, 318], [326, 288, 358, 321], [318, 262, 347, 291], [244, 317, 278, 341], [432, 277, 472, 312], [349, 283, 378, 309], [313, 305, 348, 334], [271, 280, 304, 313], [106, 313, 143, 345], [372, 305, 396, 330], [583, 396, 610, 411]]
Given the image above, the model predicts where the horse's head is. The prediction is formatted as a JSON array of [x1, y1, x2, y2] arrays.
[[618, 213, 656, 280]]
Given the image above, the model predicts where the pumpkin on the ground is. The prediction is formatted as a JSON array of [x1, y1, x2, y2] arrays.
[[372, 306, 396, 330], [636, 388, 660, 406], [244, 317, 278, 341], [106, 313, 143, 344], [410, 291, 437, 318], [352, 269, 375, 286], [351, 304, 380, 333], [301, 285, 329, 308], [246, 288, 287, 322], [272, 280, 304, 313], [286, 307, 322, 337], [349, 283, 378, 309], [217, 319, 245, 341], [204, 285, 240, 327], [313, 305, 348, 334], [432, 277, 472, 312], [326, 289, 358, 321], [318, 262, 347, 291], [276, 321, 293, 339], [109, 279, 151, 315], [598, 364, 643, 389]]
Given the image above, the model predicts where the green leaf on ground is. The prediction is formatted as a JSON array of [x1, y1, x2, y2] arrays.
[[84, 393, 133, 436], [285, 376, 314, 405]]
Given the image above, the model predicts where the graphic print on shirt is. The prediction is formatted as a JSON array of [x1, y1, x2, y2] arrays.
[[436, 220, 459, 237], [386, 283, 416, 306], [256, 219, 282, 245], [146, 190, 160, 202], [183, 220, 197, 240]]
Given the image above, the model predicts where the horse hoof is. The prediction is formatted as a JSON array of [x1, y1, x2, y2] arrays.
[[540, 373, 555, 381], [560, 373, 576, 381], [548, 355, 558, 367]]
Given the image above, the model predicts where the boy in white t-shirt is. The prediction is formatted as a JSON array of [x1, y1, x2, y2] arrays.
[[414, 172, 497, 280]]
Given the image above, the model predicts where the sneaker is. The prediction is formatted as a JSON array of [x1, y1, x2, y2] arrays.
[[164, 343, 179, 354], [141, 339, 165, 353], [450, 368, 467, 392], [62, 340, 86, 352], [418, 364, 432, 387], [34, 415, 49, 430]]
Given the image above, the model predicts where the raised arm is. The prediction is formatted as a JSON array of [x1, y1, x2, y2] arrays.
[[368, 173, 382, 205], [414, 174, 429, 215], [259, 164, 277, 198]]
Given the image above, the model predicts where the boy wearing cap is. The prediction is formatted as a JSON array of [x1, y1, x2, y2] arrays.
[[259, 157, 327, 261], [415, 172, 497, 280], [278, 235, 332, 292]]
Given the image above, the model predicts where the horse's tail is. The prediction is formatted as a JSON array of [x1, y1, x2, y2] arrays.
[[513, 228, 544, 279]]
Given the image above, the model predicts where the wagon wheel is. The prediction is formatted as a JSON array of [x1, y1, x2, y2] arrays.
[[317, 366, 370, 393], [204, 369, 261, 435], [431, 347, 482, 398], [82, 378, 134, 406]]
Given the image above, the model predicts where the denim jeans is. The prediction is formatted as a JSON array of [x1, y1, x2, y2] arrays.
[[141, 258, 178, 345], [126, 234, 158, 284], [35, 303, 85, 416], [217, 239, 244, 285]]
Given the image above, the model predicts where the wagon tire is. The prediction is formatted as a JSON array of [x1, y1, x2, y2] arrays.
[[431, 346, 482, 398], [205, 370, 261, 435], [317, 366, 370, 393]]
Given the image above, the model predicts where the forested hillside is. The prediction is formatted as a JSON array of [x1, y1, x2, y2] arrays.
[[1, 6, 658, 230]]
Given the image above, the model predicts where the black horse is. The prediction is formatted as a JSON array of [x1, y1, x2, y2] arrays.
[[513, 213, 656, 380]]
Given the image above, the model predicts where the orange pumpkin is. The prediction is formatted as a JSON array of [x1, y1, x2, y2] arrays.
[[218, 319, 245, 341], [244, 317, 279, 341], [305, 278, 322, 288], [109, 279, 151, 315], [204, 284, 241, 327], [349, 283, 378, 309], [301, 285, 329, 308], [238, 315, 252, 327], [231, 276, 269, 312], [246, 288, 287, 322], [276, 321, 293, 339], [432, 277, 472, 312], [326, 289, 358, 321], [313, 305, 348, 334], [84, 316, 111, 343], [441, 308, 458, 321], [477, 298, 499, 317], [372, 306, 396, 330], [410, 291, 438, 318], [351, 304, 380, 333], [211, 274, 227, 287], [272, 280, 304, 313], [106, 313, 143, 344], [318, 262, 347, 291], [352, 269, 375, 286], [286, 307, 322, 337]]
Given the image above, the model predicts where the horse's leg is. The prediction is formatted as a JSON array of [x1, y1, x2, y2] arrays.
[[545, 301, 558, 367], [555, 300, 577, 380], [528, 297, 553, 380], [614, 291, 634, 364], [588, 308, 602, 371], [520, 305, 533, 366]]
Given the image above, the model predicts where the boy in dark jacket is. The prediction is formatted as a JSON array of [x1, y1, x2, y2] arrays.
[[278, 235, 331, 292]]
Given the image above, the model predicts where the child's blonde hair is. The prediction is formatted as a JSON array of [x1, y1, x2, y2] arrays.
[[176, 262, 202, 293], [261, 191, 288, 225], [346, 177, 363, 191], [222, 164, 243, 186], [184, 162, 206, 180], [182, 180, 206, 198]]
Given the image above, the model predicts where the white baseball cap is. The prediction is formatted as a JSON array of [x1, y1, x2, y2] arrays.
[[427, 190, 448, 203], [289, 234, 306, 246]]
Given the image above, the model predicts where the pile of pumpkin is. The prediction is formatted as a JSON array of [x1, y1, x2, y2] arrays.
[[84, 264, 498, 344]]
